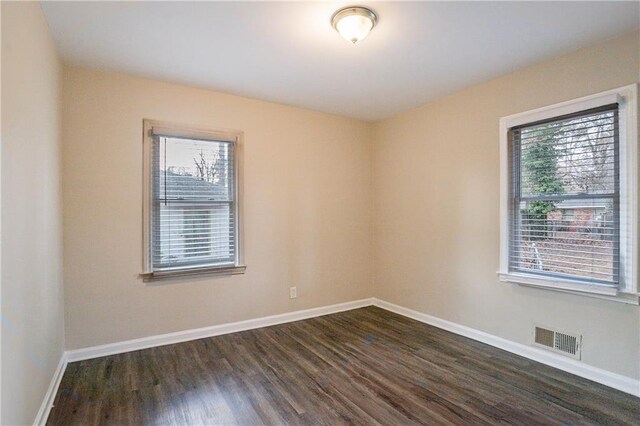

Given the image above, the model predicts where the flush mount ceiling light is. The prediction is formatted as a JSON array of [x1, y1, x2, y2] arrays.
[[331, 6, 378, 44]]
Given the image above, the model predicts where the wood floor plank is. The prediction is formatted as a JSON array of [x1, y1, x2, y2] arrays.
[[48, 307, 640, 425]]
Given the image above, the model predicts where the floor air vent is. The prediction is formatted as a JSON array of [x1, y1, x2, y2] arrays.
[[533, 325, 581, 359]]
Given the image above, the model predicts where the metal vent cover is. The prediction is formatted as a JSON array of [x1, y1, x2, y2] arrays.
[[534, 325, 581, 359]]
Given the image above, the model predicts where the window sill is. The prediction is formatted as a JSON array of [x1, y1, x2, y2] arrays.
[[497, 272, 639, 305], [141, 265, 246, 282]]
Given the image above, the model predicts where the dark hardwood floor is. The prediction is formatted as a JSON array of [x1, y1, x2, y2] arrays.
[[48, 307, 639, 425]]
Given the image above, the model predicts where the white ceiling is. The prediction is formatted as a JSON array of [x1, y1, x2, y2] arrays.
[[41, 2, 639, 122]]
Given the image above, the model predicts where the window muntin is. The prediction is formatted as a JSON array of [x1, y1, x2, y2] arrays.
[[151, 134, 237, 272], [509, 105, 619, 286]]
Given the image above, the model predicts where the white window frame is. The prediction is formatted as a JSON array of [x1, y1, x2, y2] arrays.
[[498, 85, 638, 304], [141, 119, 245, 281]]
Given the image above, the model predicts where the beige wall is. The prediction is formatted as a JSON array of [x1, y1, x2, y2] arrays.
[[62, 67, 373, 349], [372, 31, 640, 379], [1, 2, 65, 424]]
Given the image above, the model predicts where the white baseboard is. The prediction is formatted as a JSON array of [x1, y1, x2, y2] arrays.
[[372, 298, 640, 397], [33, 351, 68, 426], [66, 298, 375, 362]]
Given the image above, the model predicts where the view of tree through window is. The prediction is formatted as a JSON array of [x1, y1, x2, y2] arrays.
[[511, 105, 619, 284]]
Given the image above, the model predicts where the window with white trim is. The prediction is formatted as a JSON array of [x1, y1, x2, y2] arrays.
[[499, 85, 637, 301], [142, 120, 245, 280]]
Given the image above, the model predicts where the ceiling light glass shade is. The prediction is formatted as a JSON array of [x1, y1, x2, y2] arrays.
[[332, 7, 378, 44]]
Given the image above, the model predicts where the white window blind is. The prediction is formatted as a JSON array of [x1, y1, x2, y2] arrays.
[[151, 134, 237, 272], [509, 104, 620, 286]]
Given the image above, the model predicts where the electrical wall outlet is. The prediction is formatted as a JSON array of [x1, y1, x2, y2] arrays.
[[289, 286, 297, 299]]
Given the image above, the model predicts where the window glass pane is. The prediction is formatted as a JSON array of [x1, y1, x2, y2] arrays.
[[157, 137, 233, 202], [511, 197, 617, 284], [510, 106, 619, 286], [152, 135, 235, 270], [519, 110, 617, 198], [154, 205, 234, 267]]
